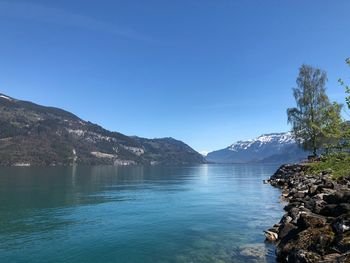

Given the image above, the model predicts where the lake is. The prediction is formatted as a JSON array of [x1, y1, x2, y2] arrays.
[[0, 164, 283, 263]]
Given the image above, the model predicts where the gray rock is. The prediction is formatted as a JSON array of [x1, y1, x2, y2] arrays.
[[264, 230, 278, 242], [266, 164, 350, 262], [320, 204, 350, 217], [278, 222, 298, 240]]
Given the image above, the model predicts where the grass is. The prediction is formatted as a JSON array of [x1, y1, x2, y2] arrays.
[[307, 152, 350, 179]]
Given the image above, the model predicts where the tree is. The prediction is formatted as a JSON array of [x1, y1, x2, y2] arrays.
[[338, 57, 350, 150], [339, 58, 350, 109], [321, 102, 344, 152], [287, 65, 331, 156]]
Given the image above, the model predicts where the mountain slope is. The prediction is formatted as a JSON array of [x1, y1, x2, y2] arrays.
[[0, 93, 206, 166], [206, 132, 307, 163]]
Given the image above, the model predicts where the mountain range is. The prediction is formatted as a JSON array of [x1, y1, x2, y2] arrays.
[[0, 93, 206, 166], [206, 132, 308, 164]]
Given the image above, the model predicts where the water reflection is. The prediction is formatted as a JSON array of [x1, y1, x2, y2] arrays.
[[0, 164, 283, 263]]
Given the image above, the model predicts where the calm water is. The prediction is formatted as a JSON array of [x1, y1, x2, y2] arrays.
[[0, 164, 283, 263]]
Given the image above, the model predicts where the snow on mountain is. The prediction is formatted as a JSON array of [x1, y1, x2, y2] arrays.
[[199, 150, 209, 157], [206, 132, 307, 164], [228, 132, 294, 152], [0, 94, 12, 101]]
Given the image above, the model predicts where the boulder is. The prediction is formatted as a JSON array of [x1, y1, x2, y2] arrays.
[[323, 191, 350, 204], [276, 225, 335, 260], [333, 214, 350, 234], [287, 249, 322, 263], [320, 204, 350, 218], [264, 230, 278, 242], [297, 212, 327, 229], [278, 222, 298, 240]]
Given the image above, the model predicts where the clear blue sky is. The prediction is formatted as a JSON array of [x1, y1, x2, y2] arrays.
[[1, 0, 350, 153]]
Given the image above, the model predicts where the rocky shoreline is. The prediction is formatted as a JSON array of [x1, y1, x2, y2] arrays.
[[265, 164, 350, 262]]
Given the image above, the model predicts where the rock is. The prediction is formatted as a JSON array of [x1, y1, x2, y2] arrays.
[[280, 214, 293, 225], [332, 232, 350, 254], [278, 222, 298, 240], [322, 181, 335, 190], [265, 165, 350, 263], [285, 202, 302, 212], [264, 230, 278, 242], [297, 212, 327, 229], [309, 184, 318, 195], [337, 177, 350, 186], [324, 191, 350, 204], [276, 225, 335, 260], [266, 164, 350, 262], [320, 204, 350, 218], [289, 207, 303, 223], [294, 191, 307, 199], [320, 253, 350, 263], [287, 249, 322, 263], [333, 214, 350, 234], [315, 185, 335, 195], [304, 197, 327, 214], [322, 168, 333, 175]]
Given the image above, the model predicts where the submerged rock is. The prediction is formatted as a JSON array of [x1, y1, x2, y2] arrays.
[[234, 244, 269, 263]]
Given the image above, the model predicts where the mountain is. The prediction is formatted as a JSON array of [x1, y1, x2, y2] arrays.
[[206, 132, 307, 164], [0, 93, 206, 166]]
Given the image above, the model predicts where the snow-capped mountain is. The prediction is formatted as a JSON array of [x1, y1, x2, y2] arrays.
[[206, 132, 307, 164]]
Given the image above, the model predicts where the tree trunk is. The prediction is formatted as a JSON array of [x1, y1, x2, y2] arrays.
[[312, 132, 317, 157]]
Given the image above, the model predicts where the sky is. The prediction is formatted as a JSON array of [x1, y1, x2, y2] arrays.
[[0, 0, 350, 154]]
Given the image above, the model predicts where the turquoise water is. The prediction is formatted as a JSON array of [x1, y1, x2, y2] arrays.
[[0, 164, 283, 263]]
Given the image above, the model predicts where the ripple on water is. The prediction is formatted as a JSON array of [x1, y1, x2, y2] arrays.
[[0, 164, 283, 263]]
